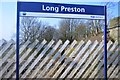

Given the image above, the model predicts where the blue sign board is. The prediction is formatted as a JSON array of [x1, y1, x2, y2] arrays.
[[16, 2, 107, 80], [19, 2, 105, 19]]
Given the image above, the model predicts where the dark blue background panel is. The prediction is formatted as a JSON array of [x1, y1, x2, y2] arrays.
[[18, 2, 105, 15]]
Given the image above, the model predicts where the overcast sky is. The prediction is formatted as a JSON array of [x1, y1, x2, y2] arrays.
[[0, 0, 119, 41]]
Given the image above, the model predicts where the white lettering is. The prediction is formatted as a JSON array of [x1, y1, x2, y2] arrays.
[[42, 5, 45, 11], [74, 7, 77, 12], [54, 7, 59, 13], [77, 8, 81, 12], [42, 5, 59, 13], [81, 8, 85, 12], [42, 5, 85, 13], [61, 6, 85, 13], [61, 6, 65, 11]]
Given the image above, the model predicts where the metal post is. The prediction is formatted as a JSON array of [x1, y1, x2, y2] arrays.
[[104, 6, 107, 80], [16, 2, 20, 80]]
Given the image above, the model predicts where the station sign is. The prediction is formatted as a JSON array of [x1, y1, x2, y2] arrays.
[[19, 2, 105, 19]]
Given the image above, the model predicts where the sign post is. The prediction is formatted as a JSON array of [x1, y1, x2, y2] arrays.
[[16, 2, 107, 80], [16, 2, 20, 80], [104, 6, 107, 80]]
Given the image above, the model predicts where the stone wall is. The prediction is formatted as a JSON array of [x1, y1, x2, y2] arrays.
[[109, 16, 120, 41]]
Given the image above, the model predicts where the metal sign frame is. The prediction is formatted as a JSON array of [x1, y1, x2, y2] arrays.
[[16, 2, 107, 80]]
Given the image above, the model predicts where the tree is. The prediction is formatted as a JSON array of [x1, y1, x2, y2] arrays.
[[20, 17, 57, 43], [75, 23, 88, 40], [106, 1, 116, 20], [42, 26, 56, 42], [85, 19, 104, 36], [101, 1, 119, 41], [59, 19, 82, 42], [20, 17, 44, 43], [101, 1, 117, 25], [92, 20, 104, 35]]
